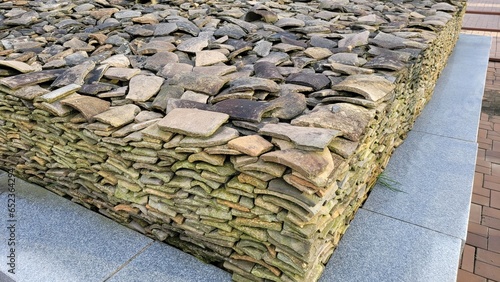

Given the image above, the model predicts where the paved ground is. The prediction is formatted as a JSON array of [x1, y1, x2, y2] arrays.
[[458, 0, 500, 281]]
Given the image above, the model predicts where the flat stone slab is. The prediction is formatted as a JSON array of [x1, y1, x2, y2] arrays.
[[259, 123, 341, 151], [107, 242, 231, 282], [332, 74, 395, 102], [158, 108, 230, 137], [51, 60, 95, 88], [35, 83, 81, 103], [412, 34, 491, 142], [104, 67, 141, 81], [0, 69, 65, 90], [94, 104, 141, 127], [125, 75, 164, 102], [320, 209, 462, 282], [170, 73, 227, 96], [363, 122, 477, 239]]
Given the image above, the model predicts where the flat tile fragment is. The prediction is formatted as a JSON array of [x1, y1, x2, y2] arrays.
[[93, 104, 141, 127], [158, 108, 229, 137]]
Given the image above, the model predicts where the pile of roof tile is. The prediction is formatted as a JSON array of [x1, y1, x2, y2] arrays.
[[0, 0, 465, 281]]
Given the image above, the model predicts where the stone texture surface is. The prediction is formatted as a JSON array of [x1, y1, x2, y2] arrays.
[[0, 0, 467, 281], [158, 108, 229, 137]]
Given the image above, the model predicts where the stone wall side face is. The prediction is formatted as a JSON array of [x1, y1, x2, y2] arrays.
[[0, 2, 465, 282]]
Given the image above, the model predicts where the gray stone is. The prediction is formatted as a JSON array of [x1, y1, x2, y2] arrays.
[[0, 60, 35, 73], [144, 52, 179, 72], [124, 25, 155, 37], [364, 131, 477, 239], [174, 20, 200, 36], [304, 47, 333, 60], [213, 99, 280, 122], [328, 53, 363, 67], [0, 177, 153, 282], [114, 10, 141, 19], [321, 209, 462, 282], [215, 24, 247, 40], [253, 40, 273, 57], [253, 61, 284, 82], [267, 92, 307, 120], [286, 73, 330, 91], [154, 23, 178, 36], [158, 108, 229, 137], [329, 62, 375, 75], [79, 83, 116, 96], [370, 32, 406, 49], [275, 18, 305, 28], [158, 63, 193, 78], [180, 91, 209, 103], [0, 69, 65, 90], [192, 66, 237, 77], [126, 75, 164, 102], [107, 242, 230, 282], [225, 77, 280, 94], [51, 61, 95, 88], [85, 65, 110, 84]]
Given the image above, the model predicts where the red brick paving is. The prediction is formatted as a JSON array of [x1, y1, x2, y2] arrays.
[[458, 1, 500, 281]]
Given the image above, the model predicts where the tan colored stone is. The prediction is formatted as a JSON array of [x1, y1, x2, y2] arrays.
[[261, 147, 334, 187], [93, 104, 141, 127], [158, 108, 229, 137], [125, 75, 164, 102]]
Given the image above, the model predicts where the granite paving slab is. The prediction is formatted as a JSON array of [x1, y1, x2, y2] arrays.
[[107, 241, 231, 282], [320, 209, 462, 282], [411, 34, 491, 142], [0, 174, 154, 282]]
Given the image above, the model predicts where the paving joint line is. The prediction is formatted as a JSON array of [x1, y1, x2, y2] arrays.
[[360, 207, 467, 241]]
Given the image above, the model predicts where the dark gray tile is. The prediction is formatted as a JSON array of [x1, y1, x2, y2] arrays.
[[320, 209, 461, 282], [0, 177, 153, 282], [107, 242, 231, 282], [412, 34, 491, 142]]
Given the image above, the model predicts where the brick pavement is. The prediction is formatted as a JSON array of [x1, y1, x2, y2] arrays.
[[458, 1, 500, 280]]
